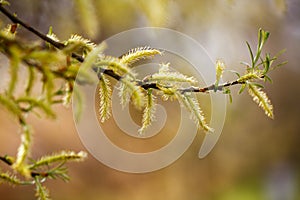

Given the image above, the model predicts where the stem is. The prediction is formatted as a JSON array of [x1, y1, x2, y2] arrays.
[[0, 3, 247, 93], [0, 155, 13, 165]]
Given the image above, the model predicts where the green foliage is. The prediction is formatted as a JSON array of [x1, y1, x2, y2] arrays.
[[147, 63, 197, 84], [120, 46, 162, 65], [215, 60, 225, 91], [98, 74, 112, 123], [12, 124, 31, 178], [35, 177, 51, 200], [0, 1, 285, 200], [248, 84, 273, 118], [119, 76, 145, 110], [176, 92, 213, 132], [228, 28, 286, 118], [139, 89, 156, 134], [30, 151, 87, 169], [64, 34, 96, 56], [0, 172, 25, 185]]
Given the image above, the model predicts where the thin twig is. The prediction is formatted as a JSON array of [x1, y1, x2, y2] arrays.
[[0, 155, 13, 165]]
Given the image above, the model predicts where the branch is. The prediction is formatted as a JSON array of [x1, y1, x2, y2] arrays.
[[0, 4, 64, 49], [0, 155, 13, 165], [0, 3, 246, 94]]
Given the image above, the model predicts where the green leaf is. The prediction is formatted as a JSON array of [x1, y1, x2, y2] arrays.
[[0, 0, 10, 5], [64, 34, 96, 55], [121, 46, 162, 65], [30, 151, 87, 169], [16, 97, 55, 118], [228, 69, 241, 78], [148, 63, 197, 84], [81, 42, 106, 71], [0, 172, 23, 185], [176, 92, 213, 132], [42, 68, 54, 104], [263, 53, 271, 74], [0, 94, 23, 119], [264, 74, 273, 83], [253, 29, 270, 67], [237, 71, 262, 82], [118, 76, 145, 110], [46, 162, 70, 182], [12, 124, 31, 178], [139, 89, 156, 134], [8, 46, 21, 96], [214, 60, 225, 91], [25, 66, 35, 96], [251, 82, 264, 88], [246, 41, 254, 66], [223, 88, 232, 103], [62, 82, 73, 108], [248, 84, 273, 118], [96, 55, 136, 78], [238, 83, 247, 94], [73, 86, 84, 122], [98, 74, 112, 123], [34, 177, 51, 200]]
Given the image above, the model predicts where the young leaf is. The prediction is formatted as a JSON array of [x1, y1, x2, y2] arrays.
[[237, 71, 262, 83], [80, 42, 106, 71], [248, 84, 274, 118], [62, 82, 73, 108], [0, 172, 23, 185], [46, 26, 59, 42], [64, 34, 96, 55], [30, 151, 87, 169], [34, 177, 51, 200], [214, 60, 225, 91], [253, 29, 270, 66], [73, 86, 84, 122], [25, 66, 35, 96], [139, 89, 156, 134], [0, 94, 23, 119], [176, 92, 213, 132], [228, 69, 241, 78], [118, 76, 145, 110], [121, 46, 162, 65], [41, 68, 54, 105], [46, 162, 70, 182], [238, 83, 247, 94], [98, 74, 112, 123], [97, 56, 136, 77], [12, 124, 31, 178], [8, 46, 21, 96], [223, 88, 232, 103], [16, 97, 55, 118], [0, 0, 10, 6], [148, 63, 197, 84], [246, 41, 254, 66]]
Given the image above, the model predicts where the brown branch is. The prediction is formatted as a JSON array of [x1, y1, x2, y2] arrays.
[[0, 155, 13, 165], [0, 3, 246, 94]]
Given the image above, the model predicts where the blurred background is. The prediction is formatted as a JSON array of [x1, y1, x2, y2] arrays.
[[0, 0, 300, 199]]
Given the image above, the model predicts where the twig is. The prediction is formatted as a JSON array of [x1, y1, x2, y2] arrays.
[[0, 155, 13, 165]]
